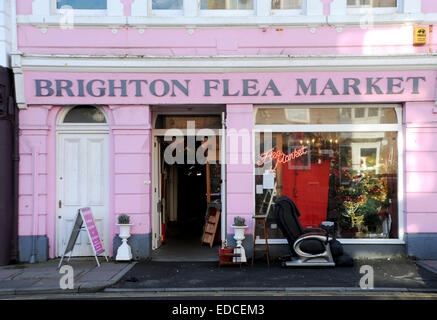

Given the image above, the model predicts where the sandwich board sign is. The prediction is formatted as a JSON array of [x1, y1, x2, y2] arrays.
[[58, 207, 108, 268]]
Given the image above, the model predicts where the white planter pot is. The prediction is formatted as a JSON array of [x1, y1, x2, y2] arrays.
[[232, 225, 248, 263], [116, 223, 133, 261]]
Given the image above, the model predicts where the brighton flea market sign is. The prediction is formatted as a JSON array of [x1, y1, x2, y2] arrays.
[[25, 70, 436, 104]]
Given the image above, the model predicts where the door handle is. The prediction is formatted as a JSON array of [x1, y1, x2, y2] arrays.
[[59, 200, 62, 208]]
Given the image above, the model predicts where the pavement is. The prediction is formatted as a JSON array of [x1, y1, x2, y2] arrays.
[[1, 257, 437, 297], [108, 257, 437, 294], [0, 258, 136, 296]]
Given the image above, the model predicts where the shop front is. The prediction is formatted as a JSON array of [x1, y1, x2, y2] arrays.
[[17, 69, 437, 261]]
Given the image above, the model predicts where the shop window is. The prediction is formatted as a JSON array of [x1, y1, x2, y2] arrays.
[[63, 106, 107, 123], [271, 0, 302, 9], [56, 0, 107, 9], [347, 0, 397, 7], [152, 0, 183, 9], [200, 0, 254, 10], [254, 106, 399, 240]]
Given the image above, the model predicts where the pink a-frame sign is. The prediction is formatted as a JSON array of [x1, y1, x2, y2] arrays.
[[81, 207, 105, 255], [58, 207, 108, 268]]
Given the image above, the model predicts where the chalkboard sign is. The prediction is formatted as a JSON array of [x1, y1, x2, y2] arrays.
[[58, 207, 108, 268]]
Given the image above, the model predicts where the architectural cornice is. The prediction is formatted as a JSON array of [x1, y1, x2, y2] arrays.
[[15, 52, 437, 73], [16, 12, 437, 29]]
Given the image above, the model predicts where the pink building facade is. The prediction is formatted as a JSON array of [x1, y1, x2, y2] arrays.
[[12, 0, 437, 262]]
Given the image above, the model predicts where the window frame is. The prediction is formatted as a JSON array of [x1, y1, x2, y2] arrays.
[[150, 0, 184, 16], [346, 0, 399, 15], [53, 0, 108, 16], [270, 8, 302, 16], [270, 0, 302, 16], [57, 106, 109, 132], [252, 104, 404, 245], [199, 0, 256, 17]]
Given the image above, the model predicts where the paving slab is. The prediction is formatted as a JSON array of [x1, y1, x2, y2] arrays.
[[0, 269, 22, 280], [416, 260, 437, 274], [77, 263, 132, 282], [0, 280, 39, 289], [0, 259, 136, 296]]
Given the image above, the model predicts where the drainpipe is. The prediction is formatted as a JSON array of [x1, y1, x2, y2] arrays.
[[10, 68, 19, 263], [220, 112, 227, 247], [12, 96, 18, 262]]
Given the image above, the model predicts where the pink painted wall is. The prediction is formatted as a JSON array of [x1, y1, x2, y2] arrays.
[[19, 105, 59, 258], [18, 68, 437, 247], [15, 1, 437, 255], [422, 0, 437, 13], [18, 104, 152, 258], [17, 25, 437, 56], [18, 106, 50, 238], [16, 1, 33, 15], [226, 104, 254, 235], [110, 105, 152, 238], [405, 102, 437, 234]]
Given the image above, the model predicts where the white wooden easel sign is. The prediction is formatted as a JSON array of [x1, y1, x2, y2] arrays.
[[58, 207, 108, 268]]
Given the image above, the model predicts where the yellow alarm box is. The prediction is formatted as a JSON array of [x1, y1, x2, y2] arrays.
[[413, 27, 427, 45]]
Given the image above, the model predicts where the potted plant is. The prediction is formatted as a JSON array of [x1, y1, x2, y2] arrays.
[[231, 216, 248, 263], [361, 197, 382, 234], [339, 215, 358, 238], [363, 211, 382, 233], [116, 214, 133, 261]]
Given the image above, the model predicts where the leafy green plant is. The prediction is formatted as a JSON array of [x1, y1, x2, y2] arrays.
[[233, 216, 246, 226], [118, 214, 130, 225], [363, 211, 382, 232]]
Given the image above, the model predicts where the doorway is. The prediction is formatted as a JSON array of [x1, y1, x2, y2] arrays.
[[56, 106, 109, 257], [152, 113, 223, 261]]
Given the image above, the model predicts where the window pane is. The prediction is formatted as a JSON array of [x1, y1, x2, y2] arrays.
[[200, 0, 254, 10], [152, 0, 183, 10], [347, 0, 397, 7], [255, 107, 397, 125], [272, 0, 302, 9], [255, 131, 398, 239], [57, 0, 107, 9], [64, 106, 106, 123]]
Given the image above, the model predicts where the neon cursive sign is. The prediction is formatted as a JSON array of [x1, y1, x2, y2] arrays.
[[256, 146, 308, 171]]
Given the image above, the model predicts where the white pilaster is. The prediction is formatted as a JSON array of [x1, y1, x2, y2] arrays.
[[304, 0, 324, 16], [0, 0, 11, 67], [131, 0, 148, 17], [330, 0, 347, 16], [32, 0, 51, 16], [11, 53, 27, 109], [400, 0, 421, 14], [107, 0, 124, 16], [256, 0, 270, 17], [184, 0, 199, 17]]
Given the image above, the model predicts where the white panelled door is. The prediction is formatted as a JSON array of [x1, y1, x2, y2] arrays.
[[57, 133, 109, 257]]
